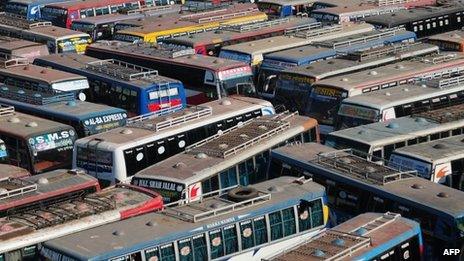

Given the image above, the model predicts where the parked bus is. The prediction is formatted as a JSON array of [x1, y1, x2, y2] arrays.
[[113, 5, 268, 43], [311, 0, 436, 10], [256, 0, 314, 17], [310, 3, 405, 23], [326, 103, 464, 160], [0, 13, 92, 54], [86, 42, 255, 103], [427, 29, 464, 52], [219, 22, 374, 71], [74, 97, 274, 186], [41, 0, 146, 28], [41, 176, 329, 261], [269, 42, 439, 110], [336, 76, 464, 130], [4, 0, 72, 20], [0, 36, 49, 62], [0, 85, 128, 137], [307, 52, 464, 134], [132, 112, 319, 203], [269, 143, 464, 259], [34, 53, 186, 116], [257, 28, 417, 97], [266, 212, 423, 261], [390, 134, 464, 190], [0, 105, 76, 175], [0, 163, 31, 179], [0, 183, 163, 261], [163, 17, 316, 55], [364, 4, 464, 38]]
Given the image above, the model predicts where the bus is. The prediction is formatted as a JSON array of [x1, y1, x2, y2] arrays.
[[364, 4, 464, 38], [389, 134, 464, 190], [326, 103, 464, 161], [427, 29, 464, 52], [4, 0, 72, 20], [269, 42, 439, 111], [33, 53, 187, 116], [266, 212, 423, 261], [41, 0, 146, 28], [311, 0, 436, 10], [219, 22, 375, 71], [0, 105, 77, 175], [310, 3, 405, 23], [132, 112, 319, 203], [0, 13, 92, 54], [257, 28, 417, 96], [163, 17, 316, 55], [40, 176, 329, 261], [73, 97, 274, 186], [306, 52, 464, 134], [86, 42, 255, 103], [0, 183, 163, 261], [113, 5, 268, 43], [0, 163, 31, 179], [0, 85, 128, 137], [336, 75, 464, 130], [256, 0, 314, 17], [269, 143, 464, 259], [0, 36, 49, 62]]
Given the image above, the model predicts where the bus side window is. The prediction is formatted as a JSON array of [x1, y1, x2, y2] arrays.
[[160, 243, 175, 261], [240, 220, 255, 250], [222, 225, 238, 255], [269, 211, 284, 241], [192, 234, 207, 260], [254, 152, 269, 183], [209, 229, 225, 259], [282, 207, 296, 236], [144, 247, 160, 261], [384, 144, 394, 159], [177, 238, 193, 261]]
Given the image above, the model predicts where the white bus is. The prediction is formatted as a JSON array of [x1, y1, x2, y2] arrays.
[[326, 103, 464, 160], [389, 134, 464, 190], [336, 75, 464, 130], [74, 97, 275, 186], [132, 112, 319, 203]]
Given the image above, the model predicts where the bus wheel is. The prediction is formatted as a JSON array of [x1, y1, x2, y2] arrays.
[[227, 187, 259, 202]]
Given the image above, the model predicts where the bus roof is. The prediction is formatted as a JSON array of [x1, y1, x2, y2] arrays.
[[134, 112, 316, 184], [72, 13, 145, 26], [0, 36, 45, 50], [313, 52, 464, 91], [268, 212, 420, 261], [42, 176, 325, 260], [272, 143, 464, 217], [27, 25, 90, 39], [0, 169, 97, 212], [257, 0, 316, 5], [328, 103, 464, 146], [0, 105, 74, 138], [45, 0, 137, 9], [220, 22, 375, 55], [393, 134, 464, 163], [427, 29, 464, 45], [74, 96, 272, 149], [88, 41, 250, 71], [283, 42, 439, 79], [0, 164, 30, 179], [35, 53, 181, 87], [8, 0, 66, 4], [310, 2, 403, 15]]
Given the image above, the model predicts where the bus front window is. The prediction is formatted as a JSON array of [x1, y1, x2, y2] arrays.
[[221, 76, 256, 96], [306, 86, 347, 126], [274, 73, 314, 112], [457, 217, 464, 237], [337, 104, 379, 130], [29, 130, 75, 173], [57, 36, 91, 54], [71, 22, 96, 36], [5, 3, 28, 16], [41, 7, 68, 27]]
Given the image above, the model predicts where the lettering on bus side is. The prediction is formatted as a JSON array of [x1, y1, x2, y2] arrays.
[[133, 178, 183, 192], [84, 112, 127, 127], [205, 217, 236, 230]]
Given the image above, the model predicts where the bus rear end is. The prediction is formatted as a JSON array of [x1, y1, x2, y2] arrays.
[[41, 4, 68, 27]]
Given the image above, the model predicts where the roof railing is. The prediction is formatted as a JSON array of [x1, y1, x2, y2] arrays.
[[0, 12, 51, 29], [180, 6, 228, 18], [294, 23, 343, 39], [127, 104, 211, 131], [85, 59, 159, 81], [0, 86, 75, 105], [284, 21, 322, 35], [223, 17, 290, 32], [416, 53, 458, 64], [375, 0, 416, 6], [413, 103, 464, 123], [426, 74, 464, 89], [0, 53, 28, 68], [193, 8, 260, 24], [126, 4, 174, 15], [349, 212, 401, 235], [346, 42, 420, 61], [0, 104, 15, 117], [0, 177, 37, 200]]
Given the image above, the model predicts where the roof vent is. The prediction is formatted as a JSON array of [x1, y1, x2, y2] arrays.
[[268, 39, 274, 43], [421, 84, 427, 88], [387, 122, 399, 129], [239, 134, 249, 140], [210, 202, 223, 209], [40, 69, 47, 74], [395, 64, 404, 69], [33, 93, 42, 98], [120, 129, 133, 135], [17, 90, 25, 95], [146, 221, 156, 227], [219, 143, 229, 149], [249, 43, 255, 46], [173, 162, 186, 169], [354, 227, 368, 236], [403, 88, 409, 92], [112, 192, 125, 202], [37, 177, 49, 185], [267, 185, 282, 192], [332, 238, 345, 246], [369, 70, 378, 76], [358, 130, 368, 135], [313, 249, 325, 257], [195, 152, 208, 159], [433, 143, 446, 149], [385, 92, 391, 96], [23, 66, 29, 70], [365, 166, 376, 173], [66, 101, 77, 107], [7, 117, 20, 123], [437, 192, 450, 198], [341, 77, 349, 82], [327, 61, 335, 64], [340, 157, 352, 164], [0, 86, 8, 91], [112, 230, 124, 236], [258, 125, 268, 131], [411, 183, 424, 189], [220, 99, 231, 106], [26, 122, 38, 127], [415, 117, 427, 123]]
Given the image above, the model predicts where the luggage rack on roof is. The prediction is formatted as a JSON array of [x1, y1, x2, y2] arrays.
[[314, 149, 417, 185], [127, 104, 211, 131], [424, 74, 464, 89], [0, 12, 51, 29], [0, 104, 14, 117], [125, 4, 174, 15], [284, 22, 322, 35], [415, 53, 459, 64], [184, 8, 260, 23], [131, 43, 196, 58], [344, 42, 421, 61], [0, 85, 75, 105], [85, 59, 159, 81], [413, 103, 464, 123], [0, 177, 37, 200], [223, 17, 290, 32], [293, 23, 342, 39], [186, 113, 291, 158], [0, 53, 28, 68]]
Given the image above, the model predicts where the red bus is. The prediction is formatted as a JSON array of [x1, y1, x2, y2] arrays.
[[41, 0, 146, 28]]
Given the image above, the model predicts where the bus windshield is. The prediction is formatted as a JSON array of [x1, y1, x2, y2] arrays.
[[57, 36, 91, 54], [41, 7, 68, 27], [5, 2, 28, 16], [307, 86, 348, 126], [274, 72, 314, 110], [131, 177, 184, 204], [325, 135, 370, 155], [71, 22, 95, 35], [219, 67, 255, 96], [76, 147, 113, 175], [389, 153, 432, 179], [337, 104, 379, 129], [29, 129, 75, 173], [219, 50, 252, 64]]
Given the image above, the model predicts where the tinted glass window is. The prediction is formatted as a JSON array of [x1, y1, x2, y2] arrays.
[[269, 211, 283, 241]]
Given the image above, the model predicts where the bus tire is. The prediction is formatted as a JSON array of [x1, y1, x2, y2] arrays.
[[227, 187, 259, 202]]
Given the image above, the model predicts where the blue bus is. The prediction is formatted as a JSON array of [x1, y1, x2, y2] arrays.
[[257, 28, 416, 97], [256, 0, 314, 17], [40, 176, 329, 261], [0, 84, 128, 137], [34, 53, 187, 116], [5, 0, 72, 20], [267, 212, 424, 260], [269, 143, 464, 260]]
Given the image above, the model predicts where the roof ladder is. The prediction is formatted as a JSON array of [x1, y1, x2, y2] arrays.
[[350, 212, 401, 235], [0, 104, 14, 117], [85, 59, 159, 80]]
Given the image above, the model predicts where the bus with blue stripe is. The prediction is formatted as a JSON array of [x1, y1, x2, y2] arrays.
[[5, 0, 72, 20], [0, 139, 7, 163], [34, 53, 187, 116], [40, 176, 329, 261], [0, 85, 128, 137], [257, 27, 416, 98], [269, 142, 464, 260], [267, 212, 423, 261]]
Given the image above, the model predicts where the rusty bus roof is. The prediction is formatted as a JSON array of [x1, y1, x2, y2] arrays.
[[134, 113, 316, 185], [0, 63, 87, 85], [257, 0, 317, 5], [310, 2, 402, 15], [273, 143, 464, 217], [44, 0, 137, 9], [0, 164, 30, 179], [27, 25, 90, 40], [269, 212, 419, 261], [0, 36, 45, 50], [74, 96, 272, 150], [428, 30, 464, 45]]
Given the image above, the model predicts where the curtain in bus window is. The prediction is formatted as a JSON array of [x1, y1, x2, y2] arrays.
[[192, 235, 207, 260], [144, 247, 160, 261], [282, 208, 296, 236], [253, 216, 268, 245], [160, 244, 175, 261], [220, 167, 238, 189], [309, 199, 323, 227], [269, 211, 284, 241], [223, 225, 238, 255], [298, 201, 312, 232], [209, 230, 225, 259], [240, 221, 255, 250], [255, 153, 268, 183], [178, 238, 193, 261]]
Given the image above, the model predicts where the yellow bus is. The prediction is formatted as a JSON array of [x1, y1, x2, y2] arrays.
[[114, 4, 268, 43]]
